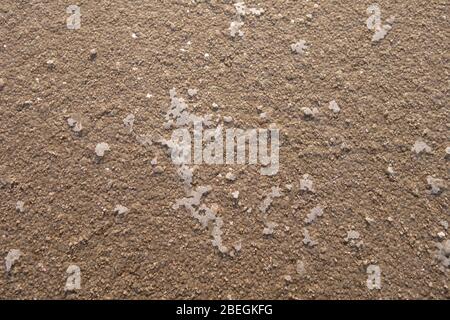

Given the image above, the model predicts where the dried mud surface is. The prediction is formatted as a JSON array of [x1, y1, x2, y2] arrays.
[[0, 1, 449, 299]]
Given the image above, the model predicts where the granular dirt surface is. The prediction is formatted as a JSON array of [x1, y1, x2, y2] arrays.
[[0, 0, 449, 299]]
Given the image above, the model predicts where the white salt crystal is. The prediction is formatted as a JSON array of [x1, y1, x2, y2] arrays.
[[345, 230, 360, 241], [263, 221, 277, 235], [372, 25, 391, 42], [435, 240, 450, 269], [65, 265, 81, 291], [259, 187, 282, 213], [187, 88, 198, 97], [300, 174, 314, 192], [211, 217, 228, 253], [5, 249, 22, 273], [229, 21, 244, 38], [412, 139, 431, 154], [345, 230, 363, 248], [427, 176, 445, 195], [16, 201, 25, 213], [67, 116, 83, 133], [234, 2, 247, 16], [248, 8, 264, 16], [234, 2, 264, 17], [302, 228, 317, 247], [95, 142, 110, 157], [296, 260, 306, 276], [284, 275, 292, 282], [173, 186, 214, 228], [225, 172, 236, 181], [291, 40, 308, 55], [305, 206, 323, 224], [123, 113, 135, 131], [136, 134, 153, 146], [366, 264, 381, 290], [328, 100, 340, 113]]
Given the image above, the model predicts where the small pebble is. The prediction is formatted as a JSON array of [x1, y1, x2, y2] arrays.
[[114, 205, 129, 215], [89, 49, 97, 60], [153, 166, 165, 174], [212, 103, 220, 111], [386, 165, 395, 178], [301, 107, 318, 118], [223, 116, 233, 123], [46, 59, 55, 69]]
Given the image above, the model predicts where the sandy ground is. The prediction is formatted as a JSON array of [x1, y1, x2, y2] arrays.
[[0, 0, 449, 299]]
